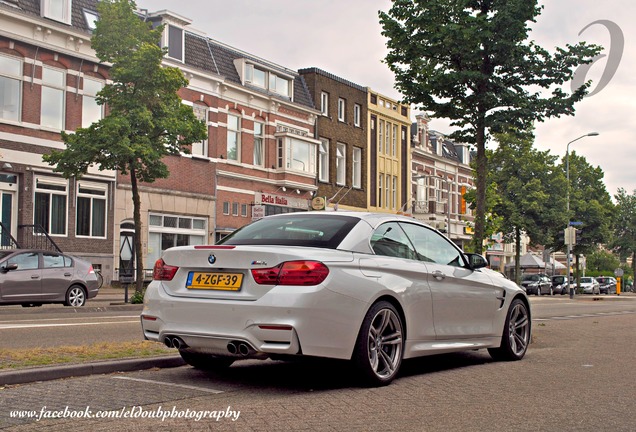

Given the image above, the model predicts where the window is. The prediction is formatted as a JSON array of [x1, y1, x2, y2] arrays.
[[227, 114, 240, 161], [378, 120, 384, 153], [385, 122, 390, 155], [167, 25, 184, 62], [191, 104, 208, 157], [337, 98, 345, 122], [76, 182, 106, 238], [41, 66, 65, 130], [378, 174, 383, 208], [42, 0, 71, 24], [147, 213, 207, 269], [82, 77, 103, 128], [269, 74, 290, 97], [392, 176, 398, 209], [371, 222, 417, 260], [318, 138, 329, 182], [336, 143, 346, 186], [352, 147, 361, 188], [43, 252, 71, 268], [8, 252, 39, 270], [245, 65, 266, 88], [320, 92, 329, 116], [34, 177, 67, 236], [83, 9, 99, 30], [0, 55, 21, 122], [241, 204, 248, 217], [354, 104, 361, 127], [277, 137, 317, 174], [223, 202, 230, 215], [385, 174, 390, 209], [232, 202, 239, 216], [400, 222, 463, 266], [392, 124, 397, 156], [253, 122, 264, 166]]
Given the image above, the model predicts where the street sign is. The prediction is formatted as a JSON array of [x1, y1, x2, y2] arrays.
[[569, 221, 583, 226], [614, 268, 624, 277]]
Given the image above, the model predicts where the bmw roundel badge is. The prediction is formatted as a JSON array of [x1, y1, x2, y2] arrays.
[[208, 254, 217, 265]]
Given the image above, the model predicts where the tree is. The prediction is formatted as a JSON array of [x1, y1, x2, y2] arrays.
[[611, 188, 636, 277], [43, 0, 207, 292], [586, 249, 620, 274], [486, 131, 567, 283], [558, 153, 614, 279], [379, 0, 602, 253]]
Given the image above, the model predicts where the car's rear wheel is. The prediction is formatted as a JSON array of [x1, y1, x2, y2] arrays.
[[65, 285, 86, 307], [179, 351, 234, 370], [352, 301, 404, 386], [488, 298, 530, 361]]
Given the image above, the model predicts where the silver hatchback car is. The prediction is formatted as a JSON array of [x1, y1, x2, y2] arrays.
[[0, 249, 99, 307]]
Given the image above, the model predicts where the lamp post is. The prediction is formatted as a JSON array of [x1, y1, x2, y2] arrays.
[[566, 132, 599, 299]]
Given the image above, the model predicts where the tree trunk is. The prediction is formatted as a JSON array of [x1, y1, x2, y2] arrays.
[[472, 121, 487, 254], [514, 227, 521, 285], [130, 168, 145, 293]]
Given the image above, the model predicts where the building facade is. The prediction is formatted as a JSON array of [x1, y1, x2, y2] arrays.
[[410, 113, 474, 249]]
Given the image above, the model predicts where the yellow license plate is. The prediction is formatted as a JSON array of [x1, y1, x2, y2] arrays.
[[186, 272, 243, 291]]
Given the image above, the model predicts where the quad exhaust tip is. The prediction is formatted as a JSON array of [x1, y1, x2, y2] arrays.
[[163, 336, 188, 350], [227, 341, 253, 356]]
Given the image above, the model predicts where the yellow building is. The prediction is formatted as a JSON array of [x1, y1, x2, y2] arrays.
[[367, 91, 411, 213]]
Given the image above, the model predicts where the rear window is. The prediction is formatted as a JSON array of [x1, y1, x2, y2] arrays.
[[219, 214, 361, 248], [522, 275, 540, 281]]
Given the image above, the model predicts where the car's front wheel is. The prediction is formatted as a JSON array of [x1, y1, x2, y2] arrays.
[[488, 298, 530, 361], [65, 285, 86, 307], [179, 351, 234, 370], [352, 301, 404, 386]]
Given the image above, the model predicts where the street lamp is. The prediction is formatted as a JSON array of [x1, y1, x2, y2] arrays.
[[565, 132, 599, 299]]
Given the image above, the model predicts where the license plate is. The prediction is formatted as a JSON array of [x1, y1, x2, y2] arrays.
[[186, 272, 243, 291]]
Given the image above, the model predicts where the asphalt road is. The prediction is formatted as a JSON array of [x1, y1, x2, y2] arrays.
[[1, 294, 635, 431]]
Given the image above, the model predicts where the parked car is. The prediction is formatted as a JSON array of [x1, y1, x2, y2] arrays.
[[551, 275, 571, 295], [141, 212, 531, 386], [579, 276, 600, 295], [0, 249, 99, 307], [520, 273, 552, 295], [596, 276, 617, 295]]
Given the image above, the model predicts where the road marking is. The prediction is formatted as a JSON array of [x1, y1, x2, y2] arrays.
[[112, 376, 224, 394], [0, 315, 139, 324], [534, 310, 635, 322], [0, 321, 138, 330]]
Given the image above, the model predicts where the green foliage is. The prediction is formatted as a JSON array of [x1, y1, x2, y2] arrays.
[[42, 0, 207, 290], [586, 249, 620, 273], [611, 188, 636, 276], [379, 0, 602, 253], [130, 288, 145, 304]]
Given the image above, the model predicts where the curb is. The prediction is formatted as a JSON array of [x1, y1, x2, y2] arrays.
[[0, 303, 143, 315], [0, 355, 185, 386]]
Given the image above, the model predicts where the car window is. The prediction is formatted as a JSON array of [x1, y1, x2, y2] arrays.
[[370, 222, 418, 260], [7, 252, 39, 270], [522, 275, 539, 281], [399, 222, 464, 267], [220, 214, 360, 248], [43, 253, 67, 268]]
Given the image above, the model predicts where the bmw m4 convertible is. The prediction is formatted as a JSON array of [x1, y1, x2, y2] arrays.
[[141, 212, 530, 386]]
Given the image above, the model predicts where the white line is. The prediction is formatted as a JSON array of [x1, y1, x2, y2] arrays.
[[0, 315, 139, 325], [0, 321, 138, 330], [112, 376, 224, 394]]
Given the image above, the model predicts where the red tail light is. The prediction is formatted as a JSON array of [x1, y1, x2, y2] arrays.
[[251, 261, 329, 286], [153, 258, 179, 281]]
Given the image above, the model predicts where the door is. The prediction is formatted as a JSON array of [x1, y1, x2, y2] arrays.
[[40, 252, 73, 300], [399, 222, 502, 339], [0, 252, 42, 303], [0, 174, 18, 246]]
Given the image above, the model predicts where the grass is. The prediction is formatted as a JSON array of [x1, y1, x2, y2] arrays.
[[0, 341, 174, 370]]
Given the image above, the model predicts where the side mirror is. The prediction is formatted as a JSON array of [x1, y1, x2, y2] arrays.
[[1, 263, 18, 273], [465, 253, 488, 270]]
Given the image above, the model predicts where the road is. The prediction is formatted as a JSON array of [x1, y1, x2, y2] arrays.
[[1, 295, 635, 431]]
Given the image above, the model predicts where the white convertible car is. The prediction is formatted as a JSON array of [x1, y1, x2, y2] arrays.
[[141, 212, 530, 386]]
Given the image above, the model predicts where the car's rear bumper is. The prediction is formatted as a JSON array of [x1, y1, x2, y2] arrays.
[[140, 281, 367, 360]]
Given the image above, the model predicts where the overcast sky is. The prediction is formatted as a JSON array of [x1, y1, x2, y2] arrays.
[[136, 0, 634, 198]]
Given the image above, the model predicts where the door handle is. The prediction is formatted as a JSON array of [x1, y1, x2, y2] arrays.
[[432, 270, 445, 281], [64, 272, 72, 277], [31, 275, 40, 279]]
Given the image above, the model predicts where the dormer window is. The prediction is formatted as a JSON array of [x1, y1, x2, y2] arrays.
[[83, 9, 99, 30], [167, 25, 184, 62], [240, 61, 293, 99], [41, 0, 72, 25]]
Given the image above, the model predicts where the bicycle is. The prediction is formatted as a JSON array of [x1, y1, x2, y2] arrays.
[[95, 268, 104, 289]]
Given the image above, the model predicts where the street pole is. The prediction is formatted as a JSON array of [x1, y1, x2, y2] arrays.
[[566, 132, 599, 299]]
